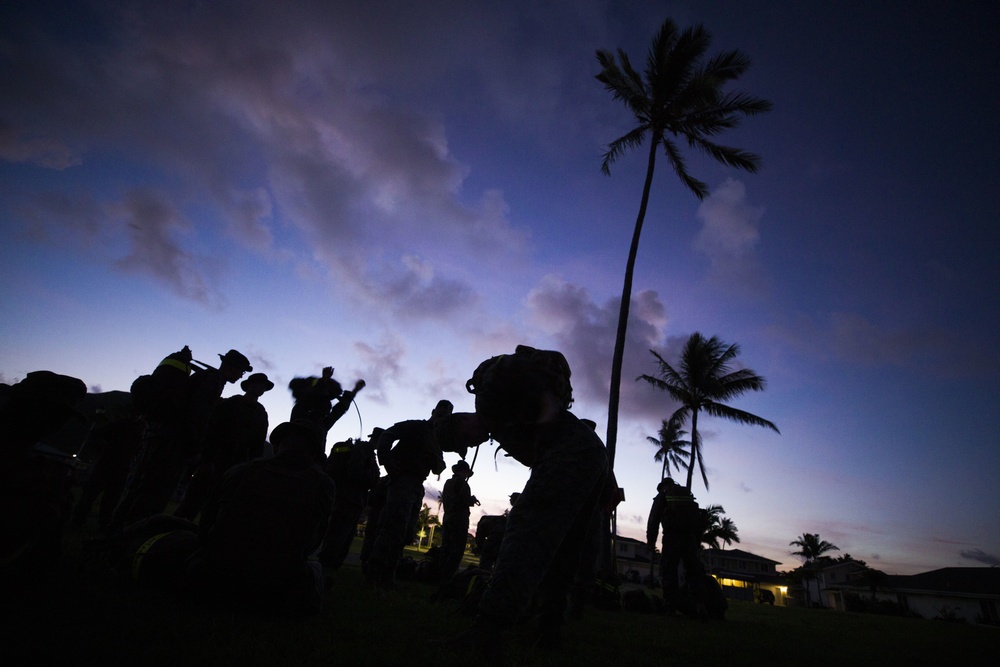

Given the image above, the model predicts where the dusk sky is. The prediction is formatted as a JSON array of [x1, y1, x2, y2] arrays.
[[2, 1, 998, 576]]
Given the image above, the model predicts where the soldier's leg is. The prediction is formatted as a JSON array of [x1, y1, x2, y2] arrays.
[[478, 442, 606, 627]]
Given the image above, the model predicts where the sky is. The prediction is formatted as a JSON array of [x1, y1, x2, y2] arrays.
[[2, 1, 998, 576]]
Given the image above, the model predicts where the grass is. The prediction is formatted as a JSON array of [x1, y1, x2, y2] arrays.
[[3, 521, 998, 666]]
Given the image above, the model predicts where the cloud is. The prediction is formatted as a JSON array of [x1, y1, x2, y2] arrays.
[[765, 311, 998, 379], [353, 255, 479, 321], [9, 187, 224, 304], [0, 122, 81, 170], [112, 189, 224, 306], [959, 548, 1000, 567], [693, 179, 766, 292], [525, 275, 680, 421], [351, 335, 407, 404], [0, 1, 528, 319]]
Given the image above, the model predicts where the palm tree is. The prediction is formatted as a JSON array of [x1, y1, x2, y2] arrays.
[[646, 416, 690, 480], [701, 504, 741, 550], [790, 532, 839, 607], [639, 332, 779, 491], [416, 503, 440, 549], [790, 532, 839, 562], [596, 19, 772, 470]]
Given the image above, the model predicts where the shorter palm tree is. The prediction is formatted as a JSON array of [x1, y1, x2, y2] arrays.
[[640, 332, 779, 492], [701, 504, 740, 550], [790, 532, 839, 607], [790, 533, 839, 562], [647, 416, 690, 480]]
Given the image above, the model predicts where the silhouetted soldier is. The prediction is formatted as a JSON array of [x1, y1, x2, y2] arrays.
[[475, 492, 519, 574], [72, 406, 145, 530], [288, 366, 365, 437], [359, 473, 389, 571], [456, 346, 608, 655], [186, 419, 335, 615], [317, 428, 381, 571], [365, 400, 452, 592], [0, 370, 87, 576], [175, 372, 274, 520], [438, 459, 479, 582], [111, 349, 251, 530], [647, 477, 706, 614]]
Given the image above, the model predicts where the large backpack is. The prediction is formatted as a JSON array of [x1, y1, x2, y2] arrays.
[[465, 345, 573, 464], [129, 346, 192, 419]]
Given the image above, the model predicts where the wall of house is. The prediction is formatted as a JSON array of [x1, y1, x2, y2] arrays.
[[901, 593, 989, 623]]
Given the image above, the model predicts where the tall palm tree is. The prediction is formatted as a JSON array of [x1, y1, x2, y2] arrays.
[[790, 532, 839, 608], [639, 332, 779, 491], [596, 19, 772, 470], [646, 416, 690, 480]]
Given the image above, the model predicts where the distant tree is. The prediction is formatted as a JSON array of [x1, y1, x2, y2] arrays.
[[790, 533, 839, 562], [702, 504, 740, 549], [416, 503, 440, 548], [790, 532, 839, 608], [646, 416, 690, 480], [596, 18, 772, 471], [639, 333, 779, 491]]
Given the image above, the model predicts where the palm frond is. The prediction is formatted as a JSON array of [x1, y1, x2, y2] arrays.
[[702, 49, 752, 82], [661, 139, 708, 198], [689, 136, 762, 172], [703, 402, 780, 433], [601, 126, 648, 175]]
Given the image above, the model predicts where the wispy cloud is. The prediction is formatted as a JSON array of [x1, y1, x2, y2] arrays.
[[959, 548, 1000, 567], [693, 178, 767, 293]]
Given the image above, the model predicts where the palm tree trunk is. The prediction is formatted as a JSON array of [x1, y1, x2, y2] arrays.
[[606, 138, 659, 470], [685, 409, 699, 490]]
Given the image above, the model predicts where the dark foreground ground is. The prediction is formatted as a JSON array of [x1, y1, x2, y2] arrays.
[[3, 521, 998, 667]]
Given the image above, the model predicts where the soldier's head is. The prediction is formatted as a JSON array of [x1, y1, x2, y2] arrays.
[[241, 372, 274, 398], [452, 459, 473, 479], [269, 419, 325, 462], [218, 349, 252, 383], [431, 399, 454, 421]]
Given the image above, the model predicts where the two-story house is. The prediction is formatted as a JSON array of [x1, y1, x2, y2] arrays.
[[700, 548, 787, 604]]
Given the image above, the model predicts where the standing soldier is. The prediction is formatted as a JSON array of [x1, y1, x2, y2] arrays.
[[288, 366, 365, 438], [438, 459, 479, 582], [174, 372, 273, 520], [365, 400, 452, 593], [318, 428, 382, 572], [111, 348, 251, 530], [647, 477, 707, 615]]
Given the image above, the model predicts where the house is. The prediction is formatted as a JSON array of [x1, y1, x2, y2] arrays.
[[700, 548, 787, 605], [826, 567, 1000, 625], [614, 535, 654, 582], [805, 558, 869, 609]]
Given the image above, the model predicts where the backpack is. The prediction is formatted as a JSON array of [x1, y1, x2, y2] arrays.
[[465, 345, 573, 465], [129, 346, 192, 419]]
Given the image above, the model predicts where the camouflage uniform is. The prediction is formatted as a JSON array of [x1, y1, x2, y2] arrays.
[[477, 411, 608, 635]]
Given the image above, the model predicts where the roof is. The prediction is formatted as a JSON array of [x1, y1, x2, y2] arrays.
[[702, 548, 781, 565], [887, 568, 1000, 597]]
